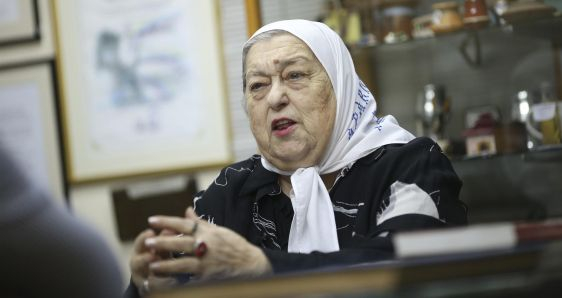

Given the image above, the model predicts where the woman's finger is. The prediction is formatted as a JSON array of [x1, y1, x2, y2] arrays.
[[148, 215, 198, 235], [145, 234, 196, 254], [133, 229, 155, 253], [159, 228, 177, 236], [149, 257, 201, 275], [185, 206, 197, 219], [146, 275, 178, 292], [130, 252, 155, 278], [185, 207, 212, 229]]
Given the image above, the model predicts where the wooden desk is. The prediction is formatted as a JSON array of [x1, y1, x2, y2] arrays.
[[150, 244, 555, 298]]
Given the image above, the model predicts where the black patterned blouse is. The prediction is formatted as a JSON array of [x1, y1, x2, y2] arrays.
[[194, 137, 467, 273]]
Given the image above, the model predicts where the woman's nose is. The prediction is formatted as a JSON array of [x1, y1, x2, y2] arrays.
[[266, 81, 289, 111]]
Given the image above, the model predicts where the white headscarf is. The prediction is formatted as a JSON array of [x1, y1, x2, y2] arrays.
[[246, 20, 415, 253]]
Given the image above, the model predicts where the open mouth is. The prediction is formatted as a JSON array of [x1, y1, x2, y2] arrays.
[[271, 118, 296, 136], [272, 118, 296, 130]]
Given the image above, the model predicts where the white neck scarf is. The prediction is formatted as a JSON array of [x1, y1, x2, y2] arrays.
[[247, 20, 415, 253]]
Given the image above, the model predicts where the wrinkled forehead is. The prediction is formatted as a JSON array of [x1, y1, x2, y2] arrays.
[[247, 20, 338, 87], [245, 33, 317, 66]]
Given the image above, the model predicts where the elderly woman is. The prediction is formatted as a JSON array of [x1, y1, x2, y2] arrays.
[[126, 19, 466, 296]]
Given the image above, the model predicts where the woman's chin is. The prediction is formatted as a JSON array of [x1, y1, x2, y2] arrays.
[[266, 153, 315, 171]]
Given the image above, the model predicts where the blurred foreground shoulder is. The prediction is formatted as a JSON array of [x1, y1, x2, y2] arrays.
[[0, 148, 124, 298]]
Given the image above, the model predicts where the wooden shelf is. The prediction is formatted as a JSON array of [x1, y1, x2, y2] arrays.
[[355, 15, 562, 53]]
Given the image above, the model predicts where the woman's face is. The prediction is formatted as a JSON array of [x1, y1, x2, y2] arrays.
[[244, 33, 336, 171]]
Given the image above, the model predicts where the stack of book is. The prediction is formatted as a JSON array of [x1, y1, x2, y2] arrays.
[[393, 218, 562, 258]]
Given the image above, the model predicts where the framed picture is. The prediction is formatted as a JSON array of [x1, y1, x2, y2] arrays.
[[0, 0, 40, 46], [0, 61, 66, 200], [53, 0, 232, 183]]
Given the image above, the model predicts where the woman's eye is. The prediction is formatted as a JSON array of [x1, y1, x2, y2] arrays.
[[249, 83, 265, 91], [287, 72, 305, 80]]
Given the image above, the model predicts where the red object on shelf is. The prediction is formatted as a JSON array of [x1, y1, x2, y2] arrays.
[[464, 0, 490, 29], [463, 112, 500, 156]]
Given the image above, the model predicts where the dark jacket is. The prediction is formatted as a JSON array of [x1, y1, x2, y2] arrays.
[[0, 146, 123, 298]]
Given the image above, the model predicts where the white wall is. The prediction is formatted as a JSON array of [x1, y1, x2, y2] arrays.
[[0, 0, 249, 285]]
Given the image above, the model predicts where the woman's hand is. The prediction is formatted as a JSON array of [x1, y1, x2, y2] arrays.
[[129, 229, 178, 296], [144, 207, 272, 280]]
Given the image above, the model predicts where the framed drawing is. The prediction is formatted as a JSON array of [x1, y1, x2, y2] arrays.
[[53, 0, 232, 183], [0, 0, 40, 46], [0, 61, 66, 201]]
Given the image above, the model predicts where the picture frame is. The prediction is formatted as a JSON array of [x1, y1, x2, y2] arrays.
[[0, 61, 66, 200], [53, 0, 233, 183], [0, 0, 40, 46]]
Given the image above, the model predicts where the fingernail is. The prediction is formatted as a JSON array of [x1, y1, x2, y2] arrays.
[[148, 217, 159, 224], [149, 262, 160, 270], [145, 238, 156, 246]]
